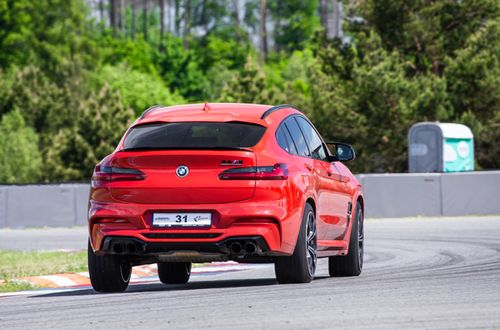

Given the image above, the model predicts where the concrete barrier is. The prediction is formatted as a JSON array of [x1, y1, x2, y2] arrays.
[[0, 171, 499, 227], [0, 184, 90, 228], [358, 173, 442, 218], [440, 171, 500, 216]]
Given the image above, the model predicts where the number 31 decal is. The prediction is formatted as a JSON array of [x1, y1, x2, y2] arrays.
[[175, 215, 188, 222]]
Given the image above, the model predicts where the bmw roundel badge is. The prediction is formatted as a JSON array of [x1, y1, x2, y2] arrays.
[[176, 165, 189, 178]]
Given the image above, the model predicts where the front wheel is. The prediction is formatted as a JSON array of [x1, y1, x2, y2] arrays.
[[157, 262, 192, 284], [88, 240, 131, 293], [329, 203, 363, 277], [275, 203, 317, 284]]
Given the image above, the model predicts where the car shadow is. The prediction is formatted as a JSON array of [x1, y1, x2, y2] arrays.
[[29, 275, 332, 298]]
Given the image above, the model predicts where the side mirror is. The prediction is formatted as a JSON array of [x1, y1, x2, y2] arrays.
[[326, 142, 356, 162]]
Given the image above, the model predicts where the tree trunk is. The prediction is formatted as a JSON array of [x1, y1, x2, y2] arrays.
[[131, 1, 136, 39], [159, 0, 165, 50], [109, 0, 117, 36], [99, 0, 105, 24], [166, 0, 170, 33], [319, 0, 328, 35], [232, 0, 240, 40], [175, 0, 181, 37], [259, 0, 268, 59], [330, 0, 343, 39], [143, 0, 148, 41], [120, 0, 125, 35], [182, 0, 190, 50]]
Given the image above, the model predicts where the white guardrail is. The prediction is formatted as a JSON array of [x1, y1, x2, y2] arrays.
[[1, 171, 499, 228]]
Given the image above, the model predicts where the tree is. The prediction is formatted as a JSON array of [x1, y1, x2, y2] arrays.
[[131, 0, 137, 38], [183, 0, 190, 49], [0, 110, 42, 184], [268, 0, 319, 53], [219, 55, 283, 104], [45, 84, 134, 181], [3, 66, 76, 138], [143, 0, 148, 41], [363, 0, 500, 75], [93, 64, 185, 115], [159, 0, 165, 49], [109, 0, 117, 36], [259, 0, 268, 58], [446, 20, 500, 169]]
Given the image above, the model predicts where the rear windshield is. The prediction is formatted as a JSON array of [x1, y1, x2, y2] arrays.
[[123, 122, 266, 150]]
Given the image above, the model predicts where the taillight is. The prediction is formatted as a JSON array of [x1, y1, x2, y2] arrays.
[[92, 165, 146, 185], [219, 163, 288, 180]]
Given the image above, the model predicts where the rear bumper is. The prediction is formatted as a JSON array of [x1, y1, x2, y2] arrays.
[[88, 199, 302, 256], [100, 236, 272, 262]]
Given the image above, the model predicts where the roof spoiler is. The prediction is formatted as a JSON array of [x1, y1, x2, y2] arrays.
[[140, 105, 165, 119], [260, 104, 300, 119]]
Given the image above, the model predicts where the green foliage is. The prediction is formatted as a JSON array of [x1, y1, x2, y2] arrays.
[[92, 64, 185, 115], [99, 37, 158, 75], [45, 84, 134, 181], [0, 110, 42, 183], [363, 0, 500, 74], [268, 0, 320, 52], [0, 0, 94, 74], [219, 55, 284, 105], [446, 20, 500, 169], [2, 66, 76, 134], [156, 35, 206, 100]]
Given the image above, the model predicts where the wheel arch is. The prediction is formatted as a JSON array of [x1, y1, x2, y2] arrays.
[[356, 195, 364, 216], [305, 197, 316, 215]]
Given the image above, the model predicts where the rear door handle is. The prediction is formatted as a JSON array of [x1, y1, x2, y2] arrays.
[[304, 164, 313, 172], [327, 171, 333, 177]]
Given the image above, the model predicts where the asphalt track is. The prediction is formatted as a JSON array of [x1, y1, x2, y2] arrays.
[[1, 216, 499, 329]]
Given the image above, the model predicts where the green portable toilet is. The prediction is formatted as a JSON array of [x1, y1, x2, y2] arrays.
[[408, 122, 474, 173]]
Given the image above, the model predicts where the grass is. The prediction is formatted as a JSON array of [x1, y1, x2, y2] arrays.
[[0, 250, 87, 293]]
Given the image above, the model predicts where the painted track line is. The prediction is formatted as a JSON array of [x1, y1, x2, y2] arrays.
[[0, 262, 267, 298]]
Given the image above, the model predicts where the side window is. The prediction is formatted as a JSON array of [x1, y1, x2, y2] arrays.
[[285, 118, 310, 157], [276, 127, 291, 153], [282, 126, 298, 154], [295, 117, 329, 162]]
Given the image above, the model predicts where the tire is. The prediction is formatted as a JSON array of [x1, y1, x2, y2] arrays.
[[329, 203, 363, 277], [157, 262, 192, 284], [275, 203, 317, 284], [88, 240, 131, 293]]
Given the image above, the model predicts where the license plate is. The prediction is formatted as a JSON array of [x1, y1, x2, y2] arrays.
[[152, 213, 212, 227]]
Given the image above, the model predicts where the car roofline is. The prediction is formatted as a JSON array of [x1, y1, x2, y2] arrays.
[[138, 103, 302, 122]]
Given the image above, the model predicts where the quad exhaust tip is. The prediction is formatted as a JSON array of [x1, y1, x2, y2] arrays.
[[126, 243, 137, 254], [228, 241, 258, 255], [244, 242, 257, 254], [229, 242, 243, 254], [111, 241, 141, 254], [112, 242, 125, 254]]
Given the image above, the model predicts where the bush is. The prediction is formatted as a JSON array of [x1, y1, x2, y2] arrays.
[[92, 64, 185, 115], [0, 111, 42, 183]]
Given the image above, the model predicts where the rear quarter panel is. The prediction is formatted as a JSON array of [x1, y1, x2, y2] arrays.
[[253, 111, 317, 253]]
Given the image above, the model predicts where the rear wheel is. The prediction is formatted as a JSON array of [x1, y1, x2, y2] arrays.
[[275, 203, 317, 284], [329, 203, 363, 277], [88, 240, 131, 293], [157, 262, 192, 284]]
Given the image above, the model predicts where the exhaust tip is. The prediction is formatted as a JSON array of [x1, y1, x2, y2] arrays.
[[112, 242, 124, 254], [126, 243, 137, 254], [244, 242, 257, 254], [229, 242, 243, 254]]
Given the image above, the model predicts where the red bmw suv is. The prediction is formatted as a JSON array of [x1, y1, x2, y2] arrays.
[[88, 103, 364, 292]]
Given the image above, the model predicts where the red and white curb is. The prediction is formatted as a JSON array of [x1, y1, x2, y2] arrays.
[[0, 262, 266, 297]]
